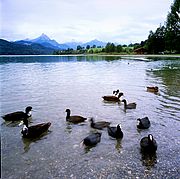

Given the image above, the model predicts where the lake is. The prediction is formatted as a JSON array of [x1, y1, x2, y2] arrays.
[[1, 55, 180, 179]]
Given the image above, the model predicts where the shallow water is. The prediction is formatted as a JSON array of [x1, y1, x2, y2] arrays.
[[1, 55, 180, 179]]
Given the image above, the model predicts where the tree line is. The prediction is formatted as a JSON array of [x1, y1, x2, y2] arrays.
[[53, 43, 136, 55], [144, 0, 180, 54]]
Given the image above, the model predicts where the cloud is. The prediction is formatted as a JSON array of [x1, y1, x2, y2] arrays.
[[1, 0, 173, 44]]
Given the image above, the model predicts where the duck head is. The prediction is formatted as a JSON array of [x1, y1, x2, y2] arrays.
[[25, 106, 32, 117], [89, 118, 94, 123], [21, 125, 28, 136], [89, 118, 95, 126], [148, 134, 154, 142], [137, 118, 141, 125], [118, 92, 123, 98], [121, 99, 126, 104], [117, 124, 122, 130], [65, 109, 71, 118]]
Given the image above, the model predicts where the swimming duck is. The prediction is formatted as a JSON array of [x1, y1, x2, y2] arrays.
[[137, 117, 151, 129], [21, 122, 51, 138], [90, 118, 110, 130], [122, 99, 136, 109], [147, 86, 159, 93], [83, 132, 102, 146], [107, 124, 123, 139], [140, 134, 157, 153], [2, 106, 32, 121], [65, 109, 87, 124], [102, 92, 123, 102]]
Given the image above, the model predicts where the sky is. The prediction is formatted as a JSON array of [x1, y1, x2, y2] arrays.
[[1, 0, 173, 44]]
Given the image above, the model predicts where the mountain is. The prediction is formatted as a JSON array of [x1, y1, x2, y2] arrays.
[[82, 39, 107, 48], [61, 39, 107, 49], [0, 34, 109, 54], [0, 39, 55, 55], [61, 41, 83, 50], [15, 34, 107, 50], [16, 33, 69, 50]]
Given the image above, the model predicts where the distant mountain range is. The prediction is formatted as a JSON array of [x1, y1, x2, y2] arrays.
[[0, 33, 108, 55]]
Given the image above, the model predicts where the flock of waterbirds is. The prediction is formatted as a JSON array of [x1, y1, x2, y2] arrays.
[[2, 86, 159, 154]]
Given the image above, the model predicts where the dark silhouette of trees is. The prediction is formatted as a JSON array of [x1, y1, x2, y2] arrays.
[[105, 42, 116, 53], [145, 0, 180, 54], [165, 0, 180, 53]]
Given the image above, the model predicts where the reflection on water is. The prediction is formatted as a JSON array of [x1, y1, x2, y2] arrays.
[[22, 131, 51, 153], [140, 151, 157, 169], [115, 139, 122, 152], [1, 56, 180, 179], [146, 59, 180, 122]]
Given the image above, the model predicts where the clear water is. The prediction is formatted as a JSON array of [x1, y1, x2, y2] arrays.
[[1, 55, 180, 179]]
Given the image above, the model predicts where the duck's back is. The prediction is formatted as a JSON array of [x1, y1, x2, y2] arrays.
[[103, 96, 119, 102], [22, 122, 51, 138], [67, 116, 87, 123], [107, 126, 117, 137], [91, 121, 110, 130], [2, 111, 26, 121], [140, 137, 157, 152], [83, 133, 101, 146], [139, 117, 150, 129], [107, 126, 123, 138], [127, 103, 136, 109]]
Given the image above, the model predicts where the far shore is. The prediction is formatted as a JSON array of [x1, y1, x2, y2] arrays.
[[0, 54, 180, 58]]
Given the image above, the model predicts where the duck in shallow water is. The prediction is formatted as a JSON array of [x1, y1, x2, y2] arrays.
[[140, 134, 157, 153], [83, 132, 102, 146], [90, 118, 110, 130], [2, 106, 32, 121], [147, 86, 159, 93], [21, 121, 51, 138], [102, 92, 123, 102], [121, 99, 136, 109], [137, 117, 151, 129], [107, 124, 123, 139], [65, 109, 87, 124]]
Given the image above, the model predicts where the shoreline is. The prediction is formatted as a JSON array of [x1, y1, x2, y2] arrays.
[[0, 54, 180, 58]]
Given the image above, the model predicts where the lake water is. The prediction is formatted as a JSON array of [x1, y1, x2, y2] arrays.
[[1, 55, 180, 179]]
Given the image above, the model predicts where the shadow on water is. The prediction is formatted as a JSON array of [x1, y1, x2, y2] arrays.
[[140, 151, 157, 169], [22, 130, 51, 153], [83, 145, 95, 153], [115, 139, 123, 152], [65, 122, 73, 133], [1, 117, 33, 127], [65, 122, 87, 134], [1, 121, 22, 127]]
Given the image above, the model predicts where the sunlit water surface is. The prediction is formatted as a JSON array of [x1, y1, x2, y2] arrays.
[[1, 55, 180, 179]]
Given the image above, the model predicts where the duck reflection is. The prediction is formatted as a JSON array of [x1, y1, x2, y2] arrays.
[[1, 118, 32, 127], [115, 139, 122, 152], [1, 120, 21, 127], [65, 123, 72, 133], [140, 151, 157, 168], [22, 131, 50, 153]]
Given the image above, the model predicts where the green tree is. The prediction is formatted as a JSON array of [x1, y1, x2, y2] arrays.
[[165, 0, 180, 52], [77, 45, 82, 50], [105, 42, 116, 53], [92, 44, 96, 48], [86, 45, 90, 50], [116, 45, 122, 53], [145, 25, 165, 54]]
